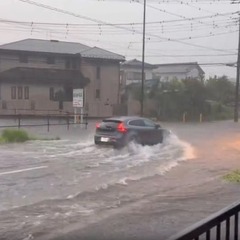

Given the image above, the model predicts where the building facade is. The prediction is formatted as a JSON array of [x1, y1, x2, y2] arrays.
[[152, 62, 205, 82], [120, 59, 154, 86], [0, 39, 124, 117], [120, 60, 205, 116]]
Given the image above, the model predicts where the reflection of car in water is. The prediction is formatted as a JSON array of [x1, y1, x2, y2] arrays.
[[94, 116, 165, 149]]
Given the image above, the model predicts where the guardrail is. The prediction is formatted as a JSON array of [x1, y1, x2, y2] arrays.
[[168, 201, 240, 240], [0, 113, 88, 131]]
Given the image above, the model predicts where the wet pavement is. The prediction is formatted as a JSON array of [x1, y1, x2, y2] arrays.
[[0, 120, 239, 240]]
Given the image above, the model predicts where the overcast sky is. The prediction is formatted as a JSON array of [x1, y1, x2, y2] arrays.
[[0, 0, 239, 78]]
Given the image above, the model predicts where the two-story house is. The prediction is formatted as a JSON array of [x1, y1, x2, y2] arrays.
[[153, 62, 205, 82], [120, 60, 205, 116], [0, 39, 125, 117], [120, 59, 154, 86], [120, 60, 205, 91]]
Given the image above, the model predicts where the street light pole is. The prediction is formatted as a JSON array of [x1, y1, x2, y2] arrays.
[[140, 0, 146, 117], [234, 14, 240, 122]]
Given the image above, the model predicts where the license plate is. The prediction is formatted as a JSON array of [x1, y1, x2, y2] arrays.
[[101, 137, 109, 142]]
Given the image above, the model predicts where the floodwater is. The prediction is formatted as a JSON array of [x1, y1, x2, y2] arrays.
[[0, 128, 194, 240]]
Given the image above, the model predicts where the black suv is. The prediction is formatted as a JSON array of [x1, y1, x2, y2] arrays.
[[94, 116, 164, 148]]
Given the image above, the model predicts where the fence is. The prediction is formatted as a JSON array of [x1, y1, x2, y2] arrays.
[[168, 201, 240, 240], [0, 112, 88, 131]]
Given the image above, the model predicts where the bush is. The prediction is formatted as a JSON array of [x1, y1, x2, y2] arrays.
[[223, 170, 240, 183], [1, 129, 30, 143]]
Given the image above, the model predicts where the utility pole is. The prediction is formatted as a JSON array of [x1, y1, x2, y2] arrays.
[[234, 13, 240, 122], [140, 0, 146, 117]]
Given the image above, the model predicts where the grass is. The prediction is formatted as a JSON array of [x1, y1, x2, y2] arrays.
[[0, 129, 31, 143], [0, 129, 60, 143], [223, 170, 240, 183]]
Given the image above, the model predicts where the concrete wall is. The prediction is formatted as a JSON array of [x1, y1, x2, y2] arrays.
[[127, 94, 157, 117]]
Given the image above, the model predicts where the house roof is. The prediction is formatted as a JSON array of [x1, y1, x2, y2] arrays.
[[0, 67, 90, 87], [121, 59, 154, 69], [153, 62, 205, 75], [0, 39, 125, 61]]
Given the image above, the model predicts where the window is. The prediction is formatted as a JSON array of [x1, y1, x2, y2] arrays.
[[47, 56, 55, 64], [11, 86, 16, 99], [64, 87, 73, 101], [129, 119, 145, 127], [96, 66, 101, 79], [59, 101, 63, 110], [18, 86, 23, 99], [127, 72, 142, 80], [24, 86, 29, 100], [31, 101, 35, 110], [96, 89, 100, 99], [65, 58, 79, 69], [119, 74, 123, 85], [2, 101, 6, 109], [72, 59, 77, 69], [144, 119, 157, 128], [19, 54, 28, 63], [49, 87, 54, 100], [65, 59, 70, 69]]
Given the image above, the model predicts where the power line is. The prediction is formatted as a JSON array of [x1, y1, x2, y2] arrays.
[[17, 0, 238, 54], [0, 18, 236, 34], [136, 0, 236, 30], [128, 53, 237, 57], [3, 10, 236, 26], [175, 0, 218, 14], [90, 0, 238, 3], [0, 17, 237, 34]]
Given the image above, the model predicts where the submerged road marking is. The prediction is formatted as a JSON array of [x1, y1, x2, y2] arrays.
[[0, 166, 48, 176]]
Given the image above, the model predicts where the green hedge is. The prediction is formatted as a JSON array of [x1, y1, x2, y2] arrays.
[[0, 129, 30, 143]]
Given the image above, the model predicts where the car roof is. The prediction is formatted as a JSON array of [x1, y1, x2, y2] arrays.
[[103, 116, 149, 122]]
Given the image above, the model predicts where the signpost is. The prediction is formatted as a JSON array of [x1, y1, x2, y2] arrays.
[[73, 89, 84, 127]]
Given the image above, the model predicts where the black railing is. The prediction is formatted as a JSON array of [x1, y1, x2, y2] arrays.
[[168, 201, 240, 240], [0, 113, 88, 131]]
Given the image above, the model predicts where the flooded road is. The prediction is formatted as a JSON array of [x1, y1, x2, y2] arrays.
[[0, 124, 194, 240], [0, 131, 192, 211]]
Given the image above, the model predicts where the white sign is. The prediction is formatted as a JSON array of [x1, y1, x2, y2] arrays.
[[73, 89, 84, 108]]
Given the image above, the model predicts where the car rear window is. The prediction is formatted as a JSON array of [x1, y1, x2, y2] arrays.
[[100, 120, 121, 128]]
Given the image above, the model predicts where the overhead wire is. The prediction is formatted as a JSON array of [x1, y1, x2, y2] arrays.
[[135, 0, 236, 30], [16, 0, 238, 54], [91, 0, 238, 3]]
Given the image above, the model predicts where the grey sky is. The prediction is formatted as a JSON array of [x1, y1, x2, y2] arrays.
[[0, 0, 239, 78]]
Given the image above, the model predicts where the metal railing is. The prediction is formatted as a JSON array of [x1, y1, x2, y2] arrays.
[[0, 113, 88, 131], [168, 201, 240, 240], [0, 108, 71, 115]]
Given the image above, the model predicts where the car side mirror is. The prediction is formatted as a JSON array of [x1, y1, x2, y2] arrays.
[[155, 124, 160, 129]]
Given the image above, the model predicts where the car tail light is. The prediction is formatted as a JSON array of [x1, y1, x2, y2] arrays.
[[117, 122, 127, 133], [96, 123, 100, 129]]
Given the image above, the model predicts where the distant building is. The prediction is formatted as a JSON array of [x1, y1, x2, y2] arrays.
[[120, 60, 205, 90], [0, 39, 125, 117], [153, 62, 205, 82], [120, 59, 154, 86], [119, 60, 205, 116]]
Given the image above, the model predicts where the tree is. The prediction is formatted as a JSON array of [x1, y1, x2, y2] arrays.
[[205, 76, 235, 105], [147, 78, 207, 121], [181, 78, 207, 119], [127, 76, 234, 121]]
